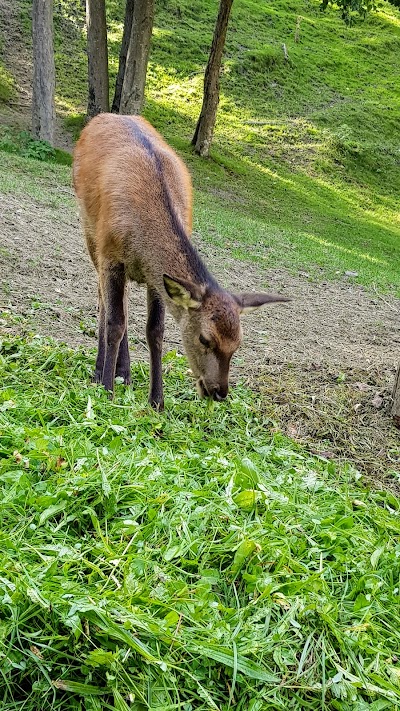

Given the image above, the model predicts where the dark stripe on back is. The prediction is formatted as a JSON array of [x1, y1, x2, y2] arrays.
[[120, 117, 218, 289]]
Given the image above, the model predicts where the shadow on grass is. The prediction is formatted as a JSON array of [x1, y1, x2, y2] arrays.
[[142, 99, 400, 292]]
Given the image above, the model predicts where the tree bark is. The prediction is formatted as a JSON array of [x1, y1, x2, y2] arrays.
[[192, 0, 234, 157], [392, 363, 400, 428], [111, 0, 135, 113], [120, 0, 154, 115], [86, 0, 109, 117], [32, 0, 55, 144]]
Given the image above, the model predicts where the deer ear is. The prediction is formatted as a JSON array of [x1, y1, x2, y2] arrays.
[[234, 292, 290, 314], [163, 274, 203, 309]]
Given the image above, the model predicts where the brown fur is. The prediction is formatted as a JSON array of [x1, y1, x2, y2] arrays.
[[73, 113, 289, 408]]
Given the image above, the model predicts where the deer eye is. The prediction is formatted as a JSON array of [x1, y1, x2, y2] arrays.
[[199, 334, 211, 348]]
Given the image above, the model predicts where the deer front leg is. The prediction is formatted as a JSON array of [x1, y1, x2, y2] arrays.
[[146, 287, 165, 410], [100, 262, 127, 395], [115, 288, 131, 384], [115, 329, 131, 384], [93, 286, 106, 383]]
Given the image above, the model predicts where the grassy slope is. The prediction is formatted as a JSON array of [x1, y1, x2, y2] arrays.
[[1, 0, 400, 291], [0, 334, 400, 710], [39, 0, 400, 295]]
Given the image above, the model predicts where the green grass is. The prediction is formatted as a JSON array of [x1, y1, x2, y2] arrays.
[[0, 127, 72, 166], [0, 63, 15, 103], [0, 333, 400, 709]]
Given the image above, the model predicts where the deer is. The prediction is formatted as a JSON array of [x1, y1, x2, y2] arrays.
[[73, 114, 289, 410]]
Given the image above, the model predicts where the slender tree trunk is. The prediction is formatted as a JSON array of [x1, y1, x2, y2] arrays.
[[86, 0, 109, 117], [392, 363, 400, 428], [32, 0, 55, 144], [120, 0, 154, 115], [111, 0, 135, 113], [192, 0, 234, 157]]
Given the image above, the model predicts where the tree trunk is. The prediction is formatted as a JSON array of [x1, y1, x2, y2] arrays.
[[32, 0, 55, 144], [111, 0, 135, 113], [120, 0, 154, 115], [86, 0, 109, 117], [192, 0, 234, 157], [392, 363, 400, 428]]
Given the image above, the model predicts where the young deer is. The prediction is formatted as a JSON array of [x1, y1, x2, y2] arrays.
[[73, 114, 288, 409]]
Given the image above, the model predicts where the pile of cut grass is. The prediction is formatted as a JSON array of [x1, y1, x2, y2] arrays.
[[0, 334, 400, 710]]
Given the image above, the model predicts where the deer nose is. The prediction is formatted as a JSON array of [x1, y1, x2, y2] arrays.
[[213, 386, 228, 401]]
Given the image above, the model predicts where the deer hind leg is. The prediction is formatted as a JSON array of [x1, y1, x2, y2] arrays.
[[146, 287, 165, 410], [99, 261, 127, 395], [115, 286, 131, 385]]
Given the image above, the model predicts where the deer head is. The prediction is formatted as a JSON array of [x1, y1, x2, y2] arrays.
[[164, 274, 289, 401]]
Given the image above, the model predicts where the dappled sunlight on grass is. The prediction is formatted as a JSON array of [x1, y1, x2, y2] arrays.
[[7, 0, 400, 299], [376, 7, 400, 27]]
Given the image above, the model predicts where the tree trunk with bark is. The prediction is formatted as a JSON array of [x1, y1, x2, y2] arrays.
[[120, 0, 154, 115], [392, 363, 400, 428], [86, 0, 109, 117], [32, 0, 55, 144], [192, 0, 234, 157], [111, 0, 135, 113]]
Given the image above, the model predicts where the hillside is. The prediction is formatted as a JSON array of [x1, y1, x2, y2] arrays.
[[1, 0, 400, 293]]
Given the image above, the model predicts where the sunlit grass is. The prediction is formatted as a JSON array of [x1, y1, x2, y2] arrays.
[[3, 0, 398, 294], [301, 233, 389, 265]]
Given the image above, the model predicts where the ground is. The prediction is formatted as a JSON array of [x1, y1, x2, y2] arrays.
[[1, 3, 400, 707]]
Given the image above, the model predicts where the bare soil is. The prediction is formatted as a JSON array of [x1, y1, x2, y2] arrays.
[[0, 190, 398, 370]]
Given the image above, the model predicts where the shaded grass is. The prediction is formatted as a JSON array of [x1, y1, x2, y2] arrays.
[[0, 126, 72, 165], [0, 334, 400, 709], [0, 152, 75, 210]]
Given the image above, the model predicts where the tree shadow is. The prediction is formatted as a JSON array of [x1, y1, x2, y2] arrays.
[[141, 98, 400, 293]]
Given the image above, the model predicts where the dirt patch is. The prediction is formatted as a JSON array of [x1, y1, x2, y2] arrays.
[[0, 190, 399, 369]]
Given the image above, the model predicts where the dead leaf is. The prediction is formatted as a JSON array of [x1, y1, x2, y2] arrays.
[[354, 382, 370, 392], [287, 424, 300, 439], [30, 645, 44, 659], [371, 393, 383, 409], [317, 450, 335, 460]]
